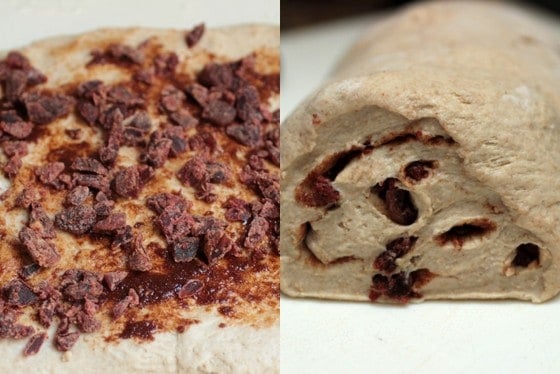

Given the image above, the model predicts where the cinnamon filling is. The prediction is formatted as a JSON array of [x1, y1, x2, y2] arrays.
[[512, 243, 540, 267], [372, 178, 418, 225], [435, 219, 496, 247]]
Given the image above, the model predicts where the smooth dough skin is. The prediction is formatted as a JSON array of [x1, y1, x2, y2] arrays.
[[280, 1, 560, 303]]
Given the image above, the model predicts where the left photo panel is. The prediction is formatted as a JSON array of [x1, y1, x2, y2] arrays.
[[0, 1, 279, 373]]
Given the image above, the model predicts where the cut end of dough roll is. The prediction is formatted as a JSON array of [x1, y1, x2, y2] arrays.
[[280, 1, 560, 304]]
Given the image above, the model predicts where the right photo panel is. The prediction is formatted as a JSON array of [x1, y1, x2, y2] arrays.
[[280, 0, 560, 373]]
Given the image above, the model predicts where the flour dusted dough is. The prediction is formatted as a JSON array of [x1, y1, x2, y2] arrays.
[[4, 316, 279, 374], [0, 26, 279, 373], [281, 1, 560, 303]]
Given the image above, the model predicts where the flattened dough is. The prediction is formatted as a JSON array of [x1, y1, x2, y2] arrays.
[[1, 25, 279, 373]]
